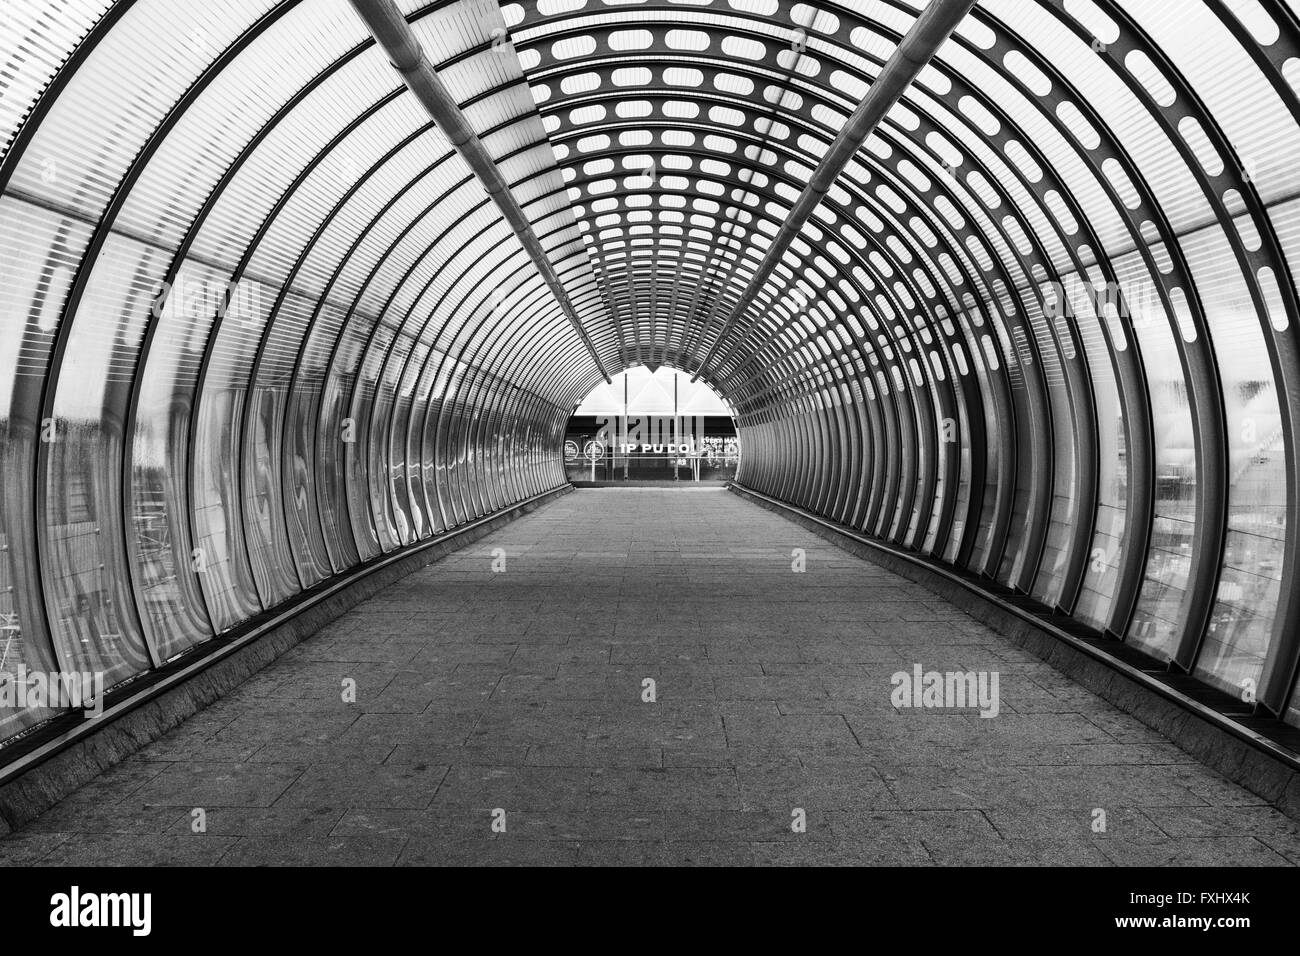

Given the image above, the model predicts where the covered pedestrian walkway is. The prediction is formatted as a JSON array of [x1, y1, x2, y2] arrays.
[[5, 0, 1300, 870], [2, 489, 1297, 866]]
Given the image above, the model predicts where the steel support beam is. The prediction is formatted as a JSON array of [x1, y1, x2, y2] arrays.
[[348, 0, 613, 383], [690, 0, 979, 382]]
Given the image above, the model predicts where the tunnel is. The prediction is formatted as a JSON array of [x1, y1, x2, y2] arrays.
[[3, 0, 1300, 878]]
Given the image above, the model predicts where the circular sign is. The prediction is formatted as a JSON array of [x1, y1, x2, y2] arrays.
[[563, 439, 580, 461], [583, 440, 605, 461]]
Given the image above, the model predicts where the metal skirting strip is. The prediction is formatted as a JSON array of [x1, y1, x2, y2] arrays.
[[728, 481, 1300, 817], [0, 484, 571, 829], [570, 480, 731, 488]]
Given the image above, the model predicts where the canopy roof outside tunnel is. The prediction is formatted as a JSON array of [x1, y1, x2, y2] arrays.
[[3, 0, 1300, 749], [574, 365, 735, 417]]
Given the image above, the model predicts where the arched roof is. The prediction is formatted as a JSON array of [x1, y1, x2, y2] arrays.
[[4, 0, 1300, 744]]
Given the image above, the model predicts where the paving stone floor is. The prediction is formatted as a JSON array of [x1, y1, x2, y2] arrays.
[[4, 488, 1300, 866]]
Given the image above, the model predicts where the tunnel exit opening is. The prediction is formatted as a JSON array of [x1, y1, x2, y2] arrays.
[[564, 366, 739, 484]]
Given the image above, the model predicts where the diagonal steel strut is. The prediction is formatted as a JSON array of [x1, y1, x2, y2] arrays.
[[348, 0, 613, 384], [690, 0, 979, 383]]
